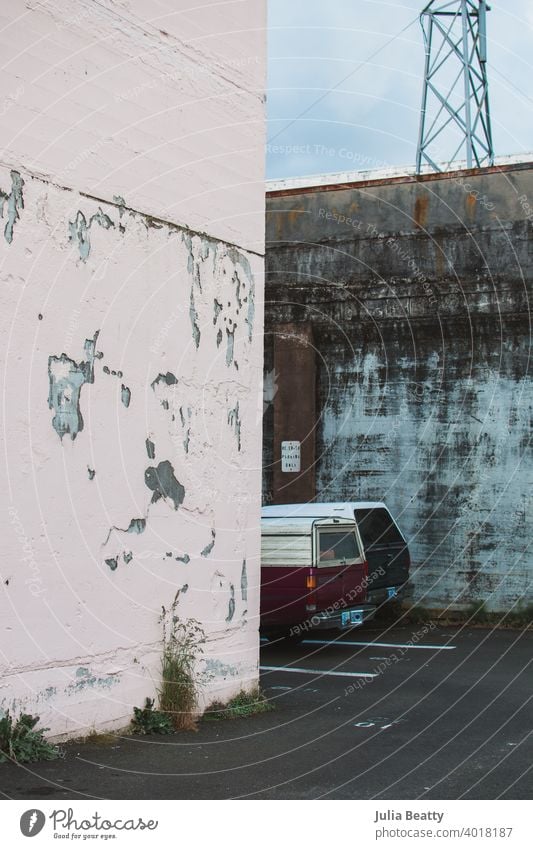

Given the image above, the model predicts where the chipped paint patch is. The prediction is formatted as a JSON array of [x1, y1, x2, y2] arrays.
[[179, 406, 192, 453], [144, 461, 185, 509], [105, 557, 118, 571], [121, 384, 131, 407], [0, 170, 24, 243], [145, 438, 155, 459], [103, 517, 146, 545], [126, 518, 146, 534], [226, 583, 235, 622], [47, 331, 100, 440], [227, 402, 242, 450], [201, 529, 216, 557], [204, 658, 240, 679], [66, 666, 119, 693], [68, 207, 114, 261], [241, 561, 248, 601], [151, 372, 178, 388], [175, 554, 190, 564], [225, 323, 236, 366], [189, 287, 201, 348], [87, 467, 95, 480]]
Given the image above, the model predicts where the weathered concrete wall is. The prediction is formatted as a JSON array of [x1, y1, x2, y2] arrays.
[[265, 164, 532, 613], [1, 0, 265, 738]]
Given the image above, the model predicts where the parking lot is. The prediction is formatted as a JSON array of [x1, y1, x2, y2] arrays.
[[1, 623, 531, 800]]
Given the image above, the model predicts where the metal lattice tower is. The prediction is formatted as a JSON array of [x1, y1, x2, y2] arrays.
[[416, 0, 494, 173]]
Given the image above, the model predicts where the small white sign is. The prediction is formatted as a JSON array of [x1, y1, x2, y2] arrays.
[[281, 440, 301, 473]]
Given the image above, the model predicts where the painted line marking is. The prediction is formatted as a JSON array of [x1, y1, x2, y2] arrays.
[[302, 639, 456, 651], [260, 665, 378, 679]]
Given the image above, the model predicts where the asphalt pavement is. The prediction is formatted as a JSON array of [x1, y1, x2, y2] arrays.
[[1, 624, 531, 800]]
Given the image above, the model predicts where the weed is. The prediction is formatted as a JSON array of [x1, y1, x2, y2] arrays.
[[158, 591, 206, 731], [131, 699, 173, 735], [204, 687, 274, 721], [466, 600, 491, 624], [0, 711, 60, 764], [82, 731, 122, 746]]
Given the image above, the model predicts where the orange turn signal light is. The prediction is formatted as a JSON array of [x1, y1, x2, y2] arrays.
[[306, 575, 317, 589]]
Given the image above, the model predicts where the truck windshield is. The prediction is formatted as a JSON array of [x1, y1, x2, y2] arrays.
[[319, 530, 359, 563], [354, 508, 404, 548]]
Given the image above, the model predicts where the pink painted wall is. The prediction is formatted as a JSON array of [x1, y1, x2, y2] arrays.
[[0, 0, 265, 738]]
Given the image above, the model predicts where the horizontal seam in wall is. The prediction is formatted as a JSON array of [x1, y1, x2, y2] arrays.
[[0, 159, 264, 258]]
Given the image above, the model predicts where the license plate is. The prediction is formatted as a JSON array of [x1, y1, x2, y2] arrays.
[[387, 587, 398, 599], [342, 610, 363, 627]]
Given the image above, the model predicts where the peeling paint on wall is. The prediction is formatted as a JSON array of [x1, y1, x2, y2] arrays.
[[103, 366, 123, 378], [126, 518, 146, 534], [226, 583, 235, 622], [103, 517, 146, 546], [241, 561, 248, 601], [179, 406, 192, 454], [151, 372, 178, 389], [225, 322, 236, 366], [0, 0, 265, 743], [204, 658, 240, 679], [189, 287, 201, 349], [227, 402, 242, 451], [47, 331, 100, 440], [121, 384, 131, 407], [144, 460, 185, 509], [201, 529, 216, 557], [68, 208, 114, 261], [0, 170, 24, 243], [151, 373, 179, 414], [66, 666, 119, 693]]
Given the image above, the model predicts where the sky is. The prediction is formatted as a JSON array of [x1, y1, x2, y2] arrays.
[[266, 0, 533, 180]]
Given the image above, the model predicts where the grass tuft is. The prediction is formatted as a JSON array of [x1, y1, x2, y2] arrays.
[[204, 687, 274, 721]]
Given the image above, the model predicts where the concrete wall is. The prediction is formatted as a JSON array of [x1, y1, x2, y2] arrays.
[[0, 0, 265, 738], [265, 163, 532, 614]]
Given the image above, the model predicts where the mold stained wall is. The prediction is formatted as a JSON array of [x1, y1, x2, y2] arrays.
[[0, 0, 266, 738], [265, 166, 533, 613]]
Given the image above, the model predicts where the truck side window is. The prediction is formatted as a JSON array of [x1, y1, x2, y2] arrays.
[[354, 508, 404, 548]]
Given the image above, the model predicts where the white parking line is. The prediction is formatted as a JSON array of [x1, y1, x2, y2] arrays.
[[302, 639, 456, 651], [260, 665, 378, 678]]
